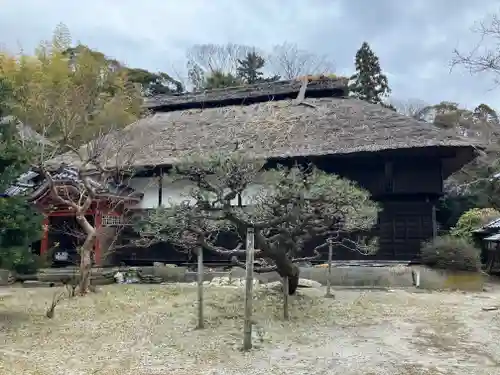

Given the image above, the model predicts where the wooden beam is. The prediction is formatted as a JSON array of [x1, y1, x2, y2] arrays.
[[432, 204, 438, 239], [158, 169, 163, 207], [48, 210, 95, 217]]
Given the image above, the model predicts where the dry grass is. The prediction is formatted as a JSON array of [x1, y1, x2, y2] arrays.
[[0, 284, 498, 375]]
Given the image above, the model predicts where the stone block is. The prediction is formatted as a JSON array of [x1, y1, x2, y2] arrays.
[[152, 265, 187, 282], [0, 269, 11, 286]]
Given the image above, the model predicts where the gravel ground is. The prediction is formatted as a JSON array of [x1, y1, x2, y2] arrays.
[[0, 283, 499, 375]]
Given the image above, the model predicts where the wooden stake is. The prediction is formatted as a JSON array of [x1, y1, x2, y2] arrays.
[[196, 246, 204, 329], [243, 227, 255, 351], [326, 240, 335, 299], [283, 276, 289, 320]]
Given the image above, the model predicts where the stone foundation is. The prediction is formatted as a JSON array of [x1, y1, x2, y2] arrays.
[[25, 264, 487, 291]]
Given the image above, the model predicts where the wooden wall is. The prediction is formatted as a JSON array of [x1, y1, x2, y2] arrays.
[[316, 154, 442, 261], [377, 200, 435, 260], [331, 157, 443, 197]]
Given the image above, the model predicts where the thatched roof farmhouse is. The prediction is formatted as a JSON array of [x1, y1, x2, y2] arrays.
[[54, 77, 480, 263]]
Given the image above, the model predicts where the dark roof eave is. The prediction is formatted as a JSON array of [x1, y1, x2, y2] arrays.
[[127, 143, 478, 171]]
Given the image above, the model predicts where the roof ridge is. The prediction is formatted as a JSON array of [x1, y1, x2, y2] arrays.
[[143, 78, 348, 111]]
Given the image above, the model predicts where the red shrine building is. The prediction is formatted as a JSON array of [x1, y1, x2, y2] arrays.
[[25, 168, 142, 266]]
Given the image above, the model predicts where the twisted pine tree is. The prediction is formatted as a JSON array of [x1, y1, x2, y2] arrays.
[[349, 42, 391, 105]]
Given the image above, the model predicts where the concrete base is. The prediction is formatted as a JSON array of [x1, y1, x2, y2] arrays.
[[0, 269, 11, 286], [411, 266, 485, 291]]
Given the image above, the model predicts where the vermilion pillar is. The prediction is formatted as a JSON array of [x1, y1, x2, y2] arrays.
[[40, 216, 49, 257], [94, 210, 102, 266]]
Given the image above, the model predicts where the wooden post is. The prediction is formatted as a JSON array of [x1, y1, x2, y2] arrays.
[[325, 239, 334, 298], [431, 204, 437, 239], [94, 210, 102, 266], [196, 246, 204, 329], [40, 216, 49, 257], [243, 227, 255, 351], [283, 276, 289, 320]]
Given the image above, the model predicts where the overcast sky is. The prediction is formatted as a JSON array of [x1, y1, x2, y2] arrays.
[[1, 0, 500, 109]]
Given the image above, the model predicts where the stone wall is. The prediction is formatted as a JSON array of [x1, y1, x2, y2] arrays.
[[147, 264, 485, 291], [146, 264, 415, 288]]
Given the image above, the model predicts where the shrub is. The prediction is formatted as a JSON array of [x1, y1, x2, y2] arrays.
[[451, 207, 500, 239], [0, 246, 44, 274], [421, 235, 481, 272]]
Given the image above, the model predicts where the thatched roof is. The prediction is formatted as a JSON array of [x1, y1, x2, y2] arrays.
[[51, 78, 479, 176]]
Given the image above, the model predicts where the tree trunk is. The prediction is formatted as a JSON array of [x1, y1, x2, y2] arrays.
[[253, 232, 299, 295], [272, 252, 300, 295], [79, 244, 93, 294], [75, 214, 96, 294]]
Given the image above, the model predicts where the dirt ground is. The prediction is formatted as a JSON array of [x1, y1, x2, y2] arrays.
[[0, 283, 499, 375]]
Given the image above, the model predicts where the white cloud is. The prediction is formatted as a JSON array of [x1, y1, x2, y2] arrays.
[[0, 0, 499, 108]]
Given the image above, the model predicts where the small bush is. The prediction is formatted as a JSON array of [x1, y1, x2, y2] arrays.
[[0, 246, 44, 274], [421, 235, 481, 272]]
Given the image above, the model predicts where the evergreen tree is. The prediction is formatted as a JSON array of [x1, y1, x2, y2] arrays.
[[237, 51, 281, 84], [349, 42, 391, 104], [0, 78, 43, 273], [237, 51, 265, 84]]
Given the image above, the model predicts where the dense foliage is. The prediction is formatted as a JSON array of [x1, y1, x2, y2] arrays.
[[65, 45, 184, 96], [421, 235, 482, 272], [0, 97, 43, 272], [0, 24, 143, 147], [450, 208, 500, 239]]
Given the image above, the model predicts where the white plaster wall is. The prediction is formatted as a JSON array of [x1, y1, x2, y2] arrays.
[[128, 173, 273, 209], [161, 178, 195, 207], [240, 172, 273, 206], [127, 177, 159, 209]]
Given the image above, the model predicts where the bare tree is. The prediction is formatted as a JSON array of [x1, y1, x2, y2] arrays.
[[452, 13, 500, 84], [137, 153, 379, 295], [390, 98, 429, 119], [267, 42, 335, 80], [186, 43, 256, 76], [447, 12, 500, 204], [39, 133, 140, 292], [185, 43, 267, 90]]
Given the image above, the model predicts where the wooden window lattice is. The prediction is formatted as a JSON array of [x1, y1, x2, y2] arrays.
[[102, 215, 123, 226]]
